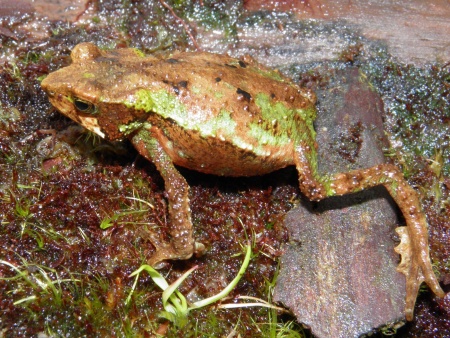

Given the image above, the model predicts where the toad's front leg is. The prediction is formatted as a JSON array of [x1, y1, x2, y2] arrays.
[[293, 143, 445, 320], [131, 127, 203, 266]]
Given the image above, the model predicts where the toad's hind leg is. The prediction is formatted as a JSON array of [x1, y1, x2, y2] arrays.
[[293, 142, 445, 321], [131, 128, 204, 267]]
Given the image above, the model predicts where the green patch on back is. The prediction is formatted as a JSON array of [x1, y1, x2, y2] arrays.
[[253, 93, 316, 146], [125, 89, 187, 123], [132, 49, 145, 58], [119, 121, 145, 136], [252, 67, 285, 82], [200, 109, 237, 137], [214, 91, 224, 99], [125, 89, 236, 137]]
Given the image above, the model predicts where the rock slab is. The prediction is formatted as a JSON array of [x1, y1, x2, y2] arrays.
[[274, 68, 406, 338]]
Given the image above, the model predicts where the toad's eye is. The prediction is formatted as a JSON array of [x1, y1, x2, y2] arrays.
[[74, 99, 97, 114]]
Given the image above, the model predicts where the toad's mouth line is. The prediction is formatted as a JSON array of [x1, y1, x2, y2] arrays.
[[78, 116, 106, 138]]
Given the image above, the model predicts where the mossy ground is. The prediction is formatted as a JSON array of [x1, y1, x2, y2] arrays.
[[0, 0, 448, 336]]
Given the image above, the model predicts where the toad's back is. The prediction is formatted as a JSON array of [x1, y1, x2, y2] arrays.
[[42, 43, 317, 176]]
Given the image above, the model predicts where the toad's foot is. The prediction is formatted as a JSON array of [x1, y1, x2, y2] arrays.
[[293, 151, 445, 320], [395, 226, 445, 321], [147, 234, 206, 268]]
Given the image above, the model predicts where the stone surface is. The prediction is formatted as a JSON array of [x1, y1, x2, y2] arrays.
[[273, 68, 407, 338], [243, 0, 450, 65], [28, 0, 88, 22]]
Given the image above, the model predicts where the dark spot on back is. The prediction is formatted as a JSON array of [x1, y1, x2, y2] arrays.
[[236, 88, 252, 102], [166, 58, 179, 64], [215, 77, 222, 82], [238, 60, 247, 68], [162, 79, 187, 95]]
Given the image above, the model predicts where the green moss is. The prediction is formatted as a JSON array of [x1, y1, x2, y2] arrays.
[[363, 62, 450, 177]]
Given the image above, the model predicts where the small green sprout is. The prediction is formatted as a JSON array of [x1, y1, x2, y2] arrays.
[[128, 242, 252, 328], [100, 196, 154, 229], [0, 258, 81, 307], [99, 209, 148, 229], [217, 295, 286, 311]]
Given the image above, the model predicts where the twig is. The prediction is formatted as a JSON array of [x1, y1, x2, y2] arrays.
[[159, 0, 201, 51]]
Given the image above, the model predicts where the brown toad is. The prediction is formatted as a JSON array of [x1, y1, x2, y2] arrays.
[[41, 43, 445, 320]]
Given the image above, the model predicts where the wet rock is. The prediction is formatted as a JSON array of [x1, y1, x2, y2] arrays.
[[0, 0, 34, 18], [274, 68, 407, 338], [33, 0, 89, 22], [243, 0, 450, 65]]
